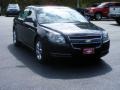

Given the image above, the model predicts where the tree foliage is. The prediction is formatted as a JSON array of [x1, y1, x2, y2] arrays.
[[1, 0, 120, 9]]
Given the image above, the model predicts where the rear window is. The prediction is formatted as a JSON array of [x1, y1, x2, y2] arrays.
[[115, 3, 120, 6]]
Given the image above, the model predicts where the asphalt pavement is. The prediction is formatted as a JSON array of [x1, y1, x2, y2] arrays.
[[0, 16, 120, 90]]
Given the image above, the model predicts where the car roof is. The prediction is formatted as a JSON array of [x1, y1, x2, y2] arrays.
[[102, 2, 120, 4], [26, 5, 71, 10]]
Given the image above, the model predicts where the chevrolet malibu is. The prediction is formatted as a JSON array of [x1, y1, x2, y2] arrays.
[[13, 6, 110, 63]]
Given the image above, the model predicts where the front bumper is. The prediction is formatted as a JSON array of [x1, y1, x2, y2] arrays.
[[6, 11, 19, 15], [45, 40, 110, 58], [109, 14, 120, 19]]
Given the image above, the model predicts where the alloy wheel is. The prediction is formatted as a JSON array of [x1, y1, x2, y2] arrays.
[[95, 13, 102, 20], [13, 30, 17, 44], [35, 40, 43, 61]]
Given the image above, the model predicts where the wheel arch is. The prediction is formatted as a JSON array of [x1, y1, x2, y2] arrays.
[[94, 12, 103, 16], [34, 35, 41, 47]]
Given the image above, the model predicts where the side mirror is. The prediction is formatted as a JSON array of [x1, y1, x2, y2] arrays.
[[28, 11, 32, 16]]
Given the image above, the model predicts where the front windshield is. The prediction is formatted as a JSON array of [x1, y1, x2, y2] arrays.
[[97, 3, 106, 8], [8, 4, 19, 9], [37, 7, 88, 24]]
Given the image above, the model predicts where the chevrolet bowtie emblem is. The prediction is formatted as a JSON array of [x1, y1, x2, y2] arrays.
[[86, 39, 91, 43]]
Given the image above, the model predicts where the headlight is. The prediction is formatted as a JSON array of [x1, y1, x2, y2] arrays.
[[90, 9, 94, 13], [47, 31, 66, 45], [89, 8, 95, 13], [103, 31, 109, 43]]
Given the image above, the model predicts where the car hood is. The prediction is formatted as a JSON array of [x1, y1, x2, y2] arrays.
[[40, 23, 103, 35], [86, 7, 103, 10], [86, 7, 96, 10]]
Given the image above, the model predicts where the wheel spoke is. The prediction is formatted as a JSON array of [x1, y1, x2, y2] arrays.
[[13, 31, 16, 44], [95, 13, 101, 20], [36, 41, 43, 61]]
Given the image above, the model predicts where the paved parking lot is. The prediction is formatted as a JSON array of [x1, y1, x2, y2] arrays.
[[0, 16, 120, 90]]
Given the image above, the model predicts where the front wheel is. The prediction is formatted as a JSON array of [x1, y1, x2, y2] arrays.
[[35, 38, 47, 63], [95, 13, 102, 20]]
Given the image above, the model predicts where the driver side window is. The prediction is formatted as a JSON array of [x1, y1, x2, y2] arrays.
[[18, 9, 30, 20], [105, 3, 114, 8]]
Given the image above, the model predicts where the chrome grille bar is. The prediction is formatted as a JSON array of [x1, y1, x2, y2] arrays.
[[68, 35, 102, 49]]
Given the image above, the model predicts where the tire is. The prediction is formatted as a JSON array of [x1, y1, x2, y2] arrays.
[[90, 56, 101, 63], [95, 13, 102, 20], [6, 13, 9, 17], [35, 38, 48, 63], [13, 30, 21, 46], [6, 14, 8, 17], [116, 19, 120, 25]]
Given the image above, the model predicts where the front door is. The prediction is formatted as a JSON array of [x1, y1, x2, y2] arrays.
[[22, 9, 37, 48]]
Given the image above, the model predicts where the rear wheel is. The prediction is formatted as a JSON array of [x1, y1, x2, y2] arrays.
[[116, 19, 120, 25], [6, 14, 8, 17], [95, 13, 102, 20], [13, 30, 21, 46]]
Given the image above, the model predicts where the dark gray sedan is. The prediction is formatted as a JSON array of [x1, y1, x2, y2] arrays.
[[13, 6, 110, 63]]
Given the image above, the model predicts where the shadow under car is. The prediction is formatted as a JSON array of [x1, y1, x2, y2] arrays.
[[8, 44, 112, 79]]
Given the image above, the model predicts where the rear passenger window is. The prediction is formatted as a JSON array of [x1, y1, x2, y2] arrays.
[[108, 3, 114, 7], [104, 3, 114, 8]]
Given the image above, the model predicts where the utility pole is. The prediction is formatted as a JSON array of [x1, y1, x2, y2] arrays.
[[77, 0, 80, 8], [0, 0, 3, 15], [0, 0, 3, 7]]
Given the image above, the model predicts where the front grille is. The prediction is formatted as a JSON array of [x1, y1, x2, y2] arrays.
[[68, 34, 102, 49]]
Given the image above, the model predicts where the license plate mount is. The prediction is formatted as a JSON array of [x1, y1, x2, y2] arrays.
[[83, 48, 95, 55]]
